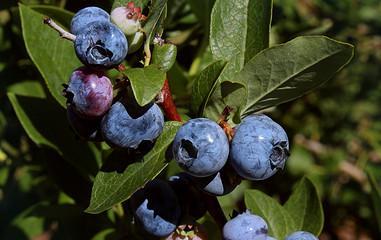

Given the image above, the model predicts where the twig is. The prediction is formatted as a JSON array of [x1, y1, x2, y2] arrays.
[[339, 161, 367, 185], [43, 17, 76, 41], [294, 134, 327, 154], [157, 79, 182, 122]]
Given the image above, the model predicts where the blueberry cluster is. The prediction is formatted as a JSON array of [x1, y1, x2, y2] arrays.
[[65, 5, 164, 149], [124, 114, 291, 238], [62, 4, 307, 240], [172, 114, 290, 196], [223, 211, 318, 240]]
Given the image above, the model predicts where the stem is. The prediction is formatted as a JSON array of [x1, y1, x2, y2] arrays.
[[43, 17, 76, 41], [113, 203, 125, 218], [144, 43, 151, 67], [158, 79, 182, 122], [203, 193, 227, 230], [217, 106, 235, 141]]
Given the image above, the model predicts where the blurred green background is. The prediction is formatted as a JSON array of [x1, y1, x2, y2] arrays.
[[0, 0, 381, 239]]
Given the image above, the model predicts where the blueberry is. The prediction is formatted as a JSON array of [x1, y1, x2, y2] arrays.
[[223, 210, 268, 240], [172, 118, 229, 177], [229, 114, 289, 180], [70, 6, 110, 35], [168, 173, 207, 220], [65, 67, 113, 118], [192, 165, 241, 196], [285, 231, 318, 240], [66, 105, 102, 141], [101, 101, 164, 149], [130, 179, 181, 237], [74, 21, 128, 68]]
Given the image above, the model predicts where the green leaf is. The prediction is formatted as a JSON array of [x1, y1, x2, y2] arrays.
[[188, 0, 216, 28], [367, 170, 381, 233], [210, 0, 272, 62], [112, 0, 150, 9], [7, 87, 100, 178], [19, 4, 80, 107], [143, 0, 168, 52], [203, 0, 272, 120], [239, 36, 354, 117], [31, 5, 74, 27], [191, 61, 226, 115], [284, 177, 324, 235], [124, 65, 166, 106], [245, 190, 296, 239], [151, 43, 177, 72], [86, 121, 181, 214], [7, 81, 46, 98]]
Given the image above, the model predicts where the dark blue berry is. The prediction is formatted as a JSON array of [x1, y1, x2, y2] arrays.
[[66, 105, 102, 141], [172, 118, 229, 177], [223, 211, 268, 240], [192, 165, 241, 196], [74, 21, 128, 68], [168, 173, 207, 220], [130, 179, 181, 237], [285, 231, 318, 240], [70, 7, 110, 35], [101, 101, 164, 149], [229, 114, 289, 180]]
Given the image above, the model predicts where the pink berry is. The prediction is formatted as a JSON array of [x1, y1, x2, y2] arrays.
[[65, 67, 113, 118]]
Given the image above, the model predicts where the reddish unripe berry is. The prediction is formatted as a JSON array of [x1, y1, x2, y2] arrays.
[[65, 67, 113, 118]]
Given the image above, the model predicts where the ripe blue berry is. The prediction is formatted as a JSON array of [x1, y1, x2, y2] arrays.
[[101, 101, 164, 149], [192, 165, 241, 196], [70, 6, 110, 35], [74, 21, 128, 68], [229, 114, 289, 180], [285, 231, 318, 240], [130, 179, 181, 237], [223, 211, 268, 240], [66, 105, 102, 141], [172, 118, 229, 177], [65, 67, 113, 118]]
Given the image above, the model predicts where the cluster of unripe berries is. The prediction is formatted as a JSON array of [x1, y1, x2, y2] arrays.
[[61, 4, 314, 239]]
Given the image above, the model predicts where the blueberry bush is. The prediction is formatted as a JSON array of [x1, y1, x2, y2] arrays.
[[1, 0, 380, 239]]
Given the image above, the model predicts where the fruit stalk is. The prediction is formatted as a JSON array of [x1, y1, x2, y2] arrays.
[[158, 79, 182, 122], [43, 17, 76, 41]]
